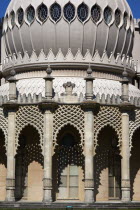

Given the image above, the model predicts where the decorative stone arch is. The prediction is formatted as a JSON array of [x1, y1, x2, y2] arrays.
[[15, 106, 44, 154], [53, 105, 85, 147], [130, 125, 140, 151], [94, 123, 121, 153], [16, 122, 43, 153], [53, 122, 84, 148], [94, 106, 122, 151], [0, 108, 8, 150], [129, 109, 140, 150]]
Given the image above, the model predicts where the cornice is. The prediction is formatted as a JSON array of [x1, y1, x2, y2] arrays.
[[2, 48, 136, 77]]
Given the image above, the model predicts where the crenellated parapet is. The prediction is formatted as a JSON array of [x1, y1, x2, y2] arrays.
[[2, 48, 136, 75]]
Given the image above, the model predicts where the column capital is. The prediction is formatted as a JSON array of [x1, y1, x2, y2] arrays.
[[81, 101, 100, 113], [39, 100, 58, 112], [119, 102, 135, 113], [2, 101, 19, 112]]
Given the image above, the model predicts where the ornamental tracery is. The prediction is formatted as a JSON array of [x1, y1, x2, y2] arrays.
[[38, 4, 48, 23], [53, 105, 85, 148], [129, 109, 140, 150], [104, 6, 112, 25], [64, 2, 75, 23], [91, 4, 101, 23], [50, 3, 61, 22], [124, 12, 128, 29], [15, 106, 44, 154], [0, 108, 8, 150], [26, 5, 35, 24], [77, 3, 88, 23], [17, 8, 24, 25], [115, 9, 121, 27], [10, 11, 15, 27], [94, 106, 122, 151]]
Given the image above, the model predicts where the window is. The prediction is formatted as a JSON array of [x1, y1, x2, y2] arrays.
[[124, 12, 128, 29], [27, 6, 35, 24], [64, 3, 75, 22], [38, 4, 48, 22], [11, 11, 15, 27], [58, 165, 79, 199], [115, 9, 121, 27], [77, 3, 88, 22], [17, 8, 24, 25], [50, 3, 61, 22], [104, 6, 112, 25], [108, 138, 121, 200], [91, 4, 101, 23]]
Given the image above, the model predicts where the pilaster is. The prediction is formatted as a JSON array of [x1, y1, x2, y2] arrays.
[[4, 104, 18, 201]]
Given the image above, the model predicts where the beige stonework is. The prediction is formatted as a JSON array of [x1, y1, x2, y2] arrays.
[[28, 161, 43, 201], [0, 164, 6, 201], [96, 168, 109, 201]]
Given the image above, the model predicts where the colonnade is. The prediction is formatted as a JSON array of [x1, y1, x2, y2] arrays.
[[5, 67, 132, 203]]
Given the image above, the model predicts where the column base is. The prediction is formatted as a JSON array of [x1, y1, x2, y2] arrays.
[[6, 178, 15, 202], [85, 189, 94, 203], [121, 179, 131, 202], [5, 190, 15, 202], [43, 189, 52, 203], [121, 189, 131, 202]]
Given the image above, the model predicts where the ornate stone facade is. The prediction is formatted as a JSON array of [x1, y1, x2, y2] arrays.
[[1, 0, 140, 206]]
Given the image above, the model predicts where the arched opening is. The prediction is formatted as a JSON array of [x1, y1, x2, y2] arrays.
[[130, 127, 140, 201], [52, 124, 84, 201], [0, 129, 7, 201], [15, 125, 43, 201], [95, 125, 121, 201]]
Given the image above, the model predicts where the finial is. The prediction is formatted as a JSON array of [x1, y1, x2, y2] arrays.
[[87, 64, 92, 76], [46, 64, 52, 76]]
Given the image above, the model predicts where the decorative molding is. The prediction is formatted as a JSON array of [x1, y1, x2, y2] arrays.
[[53, 105, 85, 148], [0, 108, 8, 150], [2, 48, 136, 73], [15, 105, 44, 154], [94, 106, 122, 152]]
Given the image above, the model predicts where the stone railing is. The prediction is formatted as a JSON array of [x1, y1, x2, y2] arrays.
[[0, 92, 140, 107], [2, 48, 136, 72]]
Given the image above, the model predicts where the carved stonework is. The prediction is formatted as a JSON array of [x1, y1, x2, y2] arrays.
[[15, 106, 44, 154], [43, 178, 52, 190], [94, 106, 122, 151], [129, 109, 140, 150], [53, 105, 85, 147], [121, 179, 130, 188], [0, 108, 8, 150], [85, 179, 94, 189], [6, 178, 15, 188]]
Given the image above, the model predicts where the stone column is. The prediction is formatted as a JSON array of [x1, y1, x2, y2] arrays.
[[120, 68, 131, 202], [121, 110, 131, 202], [5, 69, 17, 201], [84, 107, 94, 203], [82, 66, 98, 203], [42, 66, 57, 202], [43, 107, 53, 203], [6, 108, 16, 201]]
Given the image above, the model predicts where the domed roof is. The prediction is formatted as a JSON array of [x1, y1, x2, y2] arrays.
[[3, 0, 134, 59]]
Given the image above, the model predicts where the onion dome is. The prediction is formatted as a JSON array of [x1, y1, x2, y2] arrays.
[[3, 0, 134, 59]]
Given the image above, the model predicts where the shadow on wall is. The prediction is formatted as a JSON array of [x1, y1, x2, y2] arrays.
[[15, 125, 43, 201], [130, 127, 140, 201], [94, 125, 121, 201]]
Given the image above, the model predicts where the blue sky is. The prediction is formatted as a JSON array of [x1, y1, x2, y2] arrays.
[[0, 0, 140, 19]]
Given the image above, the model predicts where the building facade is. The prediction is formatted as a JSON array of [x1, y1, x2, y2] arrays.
[[0, 0, 140, 204]]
